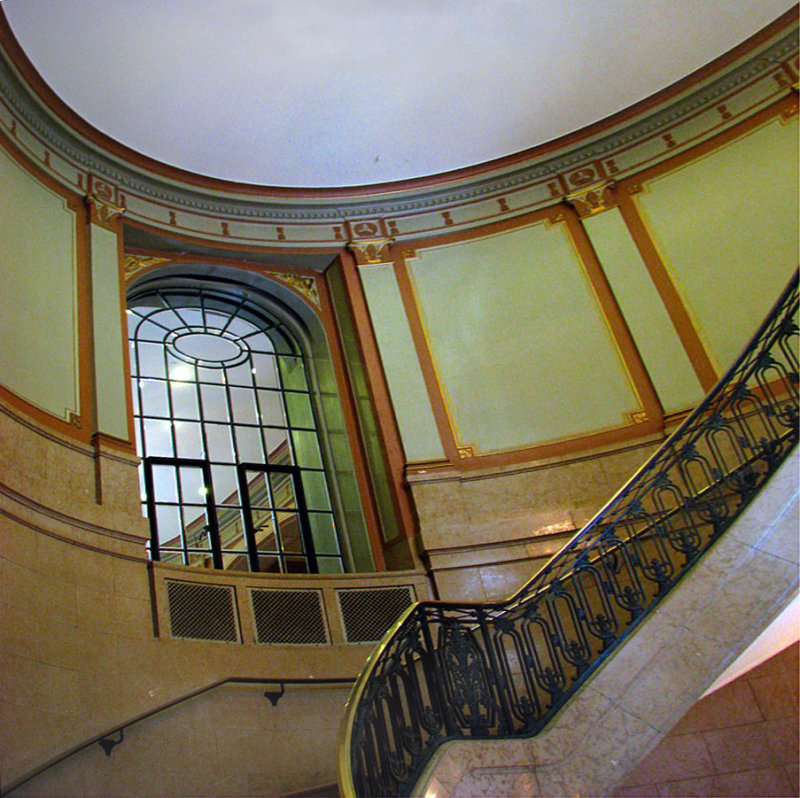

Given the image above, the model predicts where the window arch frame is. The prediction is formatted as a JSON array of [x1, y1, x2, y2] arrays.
[[127, 278, 346, 574]]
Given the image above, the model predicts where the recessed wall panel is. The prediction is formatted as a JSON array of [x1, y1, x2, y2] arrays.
[[583, 209, 703, 414], [360, 263, 444, 462], [407, 220, 640, 453], [0, 145, 79, 419], [632, 116, 799, 373], [91, 224, 128, 439]]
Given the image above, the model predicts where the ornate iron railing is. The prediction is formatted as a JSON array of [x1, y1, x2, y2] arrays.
[[338, 271, 799, 797]]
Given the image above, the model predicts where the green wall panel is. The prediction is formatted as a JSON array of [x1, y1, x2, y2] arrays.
[[91, 224, 129, 439], [0, 146, 79, 419], [633, 116, 799, 373], [359, 263, 444, 462], [408, 221, 639, 452], [584, 209, 703, 414]]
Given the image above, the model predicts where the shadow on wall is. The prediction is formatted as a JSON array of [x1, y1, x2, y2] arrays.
[[7, 683, 351, 797], [611, 642, 800, 797]]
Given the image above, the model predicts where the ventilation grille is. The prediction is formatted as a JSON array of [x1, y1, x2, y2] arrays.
[[166, 580, 239, 642], [337, 586, 415, 643], [250, 588, 328, 644]]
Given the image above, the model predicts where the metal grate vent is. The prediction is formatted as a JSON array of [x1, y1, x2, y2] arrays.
[[166, 580, 240, 642], [250, 588, 328, 644], [337, 586, 415, 643]]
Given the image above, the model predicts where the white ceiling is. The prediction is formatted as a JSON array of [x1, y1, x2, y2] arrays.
[[3, 0, 795, 188]]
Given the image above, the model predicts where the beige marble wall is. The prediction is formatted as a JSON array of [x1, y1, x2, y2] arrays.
[[8, 683, 351, 797], [610, 642, 798, 797], [0, 407, 431, 793], [415, 447, 799, 797], [409, 436, 662, 602]]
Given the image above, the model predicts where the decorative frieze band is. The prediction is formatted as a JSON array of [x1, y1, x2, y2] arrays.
[[0, 24, 795, 245]]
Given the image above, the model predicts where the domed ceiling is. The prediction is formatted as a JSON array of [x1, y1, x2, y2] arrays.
[[3, 0, 795, 188]]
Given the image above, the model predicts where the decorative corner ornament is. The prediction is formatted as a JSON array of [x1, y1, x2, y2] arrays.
[[85, 193, 126, 230], [265, 272, 320, 307], [629, 410, 649, 424], [566, 181, 618, 219], [348, 238, 394, 266], [123, 254, 175, 278], [457, 446, 475, 459]]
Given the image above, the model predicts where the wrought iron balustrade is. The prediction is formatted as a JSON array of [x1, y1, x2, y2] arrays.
[[338, 271, 799, 798]]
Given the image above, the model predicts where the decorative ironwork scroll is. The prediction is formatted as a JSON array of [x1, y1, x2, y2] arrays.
[[340, 271, 799, 797]]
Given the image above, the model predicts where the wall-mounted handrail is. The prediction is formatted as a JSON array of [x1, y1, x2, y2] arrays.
[[338, 270, 799, 797], [2, 677, 355, 797]]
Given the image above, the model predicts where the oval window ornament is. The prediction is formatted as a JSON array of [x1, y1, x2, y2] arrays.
[[170, 331, 248, 368]]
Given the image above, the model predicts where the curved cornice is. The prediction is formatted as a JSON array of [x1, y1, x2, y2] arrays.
[[0, 10, 796, 245]]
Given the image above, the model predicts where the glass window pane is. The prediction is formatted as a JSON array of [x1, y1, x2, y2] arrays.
[[236, 426, 263, 463], [140, 379, 169, 417], [257, 388, 286, 427], [131, 382, 141, 414], [257, 554, 281, 573], [302, 470, 331, 511], [241, 470, 270, 510], [150, 464, 178, 503], [175, 421, 204, 459], [178, 467, 206, 503], [183, 505, 209, 547], [159, 549, 184, 565], [284, 556, 309, 574], [285, 392, 314, 428], [131, 288, 338, 576], [230, 387, 257, 424], [144, 419, 173, 457], [212, 465, 240, 506], [317, 557, 344, 575], [187, 552, 215, 568], [167, 355, 195, 384], [204, 311, 229, 331], [277, 512, 302, 553], [134, 317, 168, 344], [200, 384, 229, 422], [253, 510, 277, 550], [206, 424, 234, 463], [226, 362, 252, 387], [220, 553, 249, 572], [170, 382, 199, 420], [309, 512, 339, 556], [278, 356, 308, 391], [252, 353, 280, 388], [196, 366, 223, 385], [155, 504, 182, 547], [264, 428, 290, 465], [269, 472, 296, 510], [291, 430, 322, 468], [136, 342, 166, 378], [218, 506, 245, 549]]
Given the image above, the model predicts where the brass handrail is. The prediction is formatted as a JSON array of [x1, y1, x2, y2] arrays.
[[338, 270, 798, 797]]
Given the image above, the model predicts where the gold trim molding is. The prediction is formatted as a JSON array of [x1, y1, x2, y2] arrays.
[[123, 254, 174, 278], [349, 238, 394, 266], [265, 271, 320, 307], [567, 181, 618, 218]]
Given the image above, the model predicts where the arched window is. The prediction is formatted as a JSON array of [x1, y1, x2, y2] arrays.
[[127, 283, 344, 574]]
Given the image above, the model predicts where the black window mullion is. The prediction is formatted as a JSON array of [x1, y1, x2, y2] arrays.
[[130, 287, 342, 574], [161, 340, 189, 564], [273, 352, 297, 467]]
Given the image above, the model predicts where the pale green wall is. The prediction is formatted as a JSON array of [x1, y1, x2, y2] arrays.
[[0, 145, 79, 419], [633, 116, 799, 373], [90, 223, 129, 439], [359, 263, 444, 462], [407, 221, 640, 453], [584, 209, 704, 414]]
